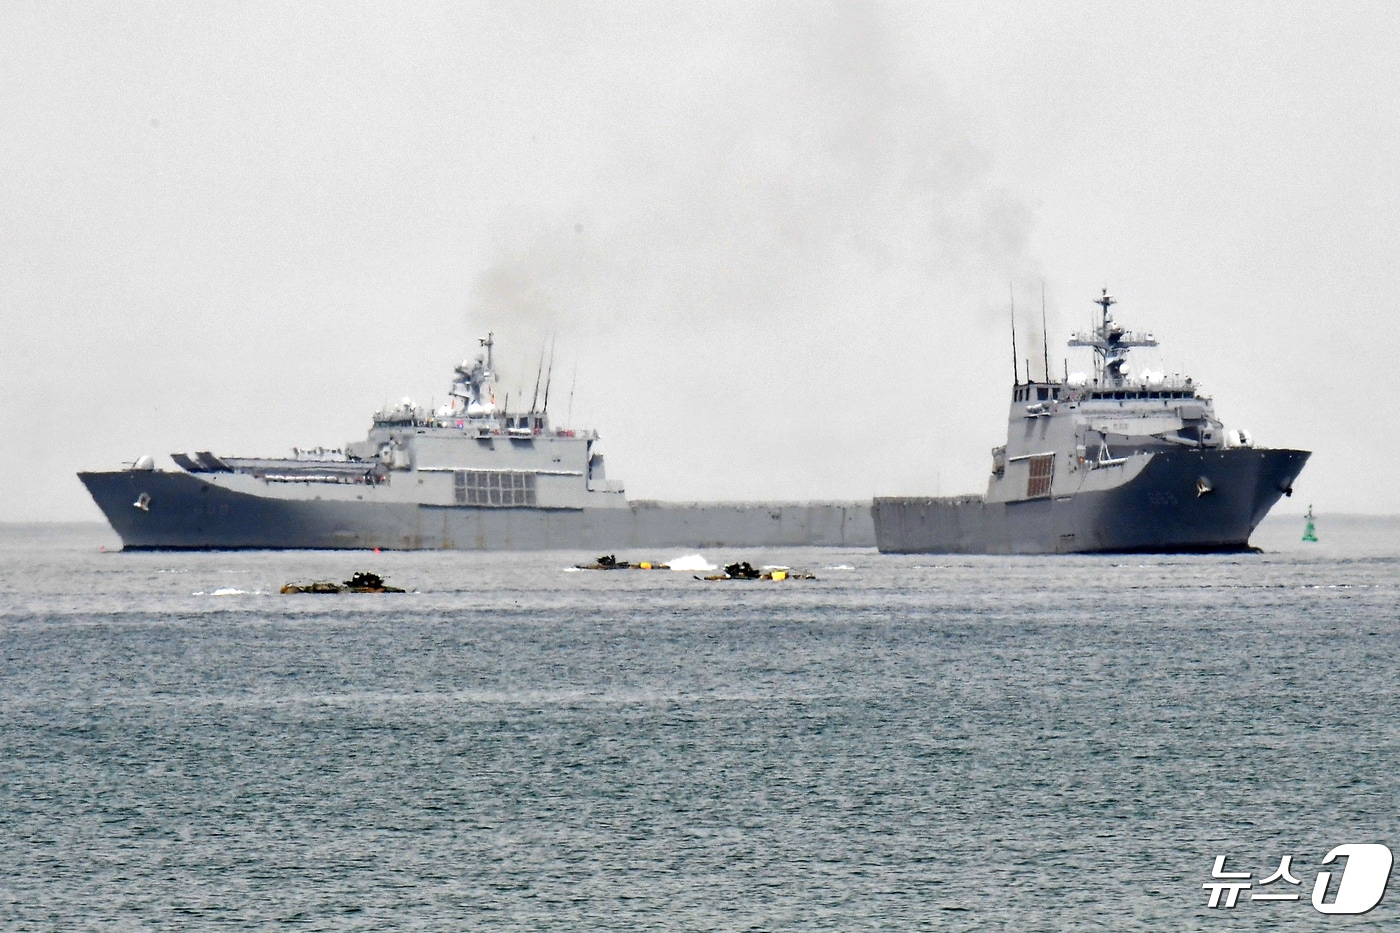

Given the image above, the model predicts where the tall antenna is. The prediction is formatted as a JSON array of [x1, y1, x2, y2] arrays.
[[541, 335, 557, 414], [566, 361, 577, 428], [479, 331, 494, 371], [528, 345, 545, 414], [1009, 282, 1019, 385], [1041, 281, 1050, 383]]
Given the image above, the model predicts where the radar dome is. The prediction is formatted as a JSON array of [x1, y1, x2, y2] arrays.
[[1226, 428, 1254, 448]]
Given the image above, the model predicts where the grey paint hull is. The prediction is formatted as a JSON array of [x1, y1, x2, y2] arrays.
[[79, 470, 874, 551], [873, 448, 1309, 554]]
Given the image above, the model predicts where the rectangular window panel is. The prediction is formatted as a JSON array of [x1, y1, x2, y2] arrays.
[[457, 471, 540, 507], [1026, 454, 1054, 498]]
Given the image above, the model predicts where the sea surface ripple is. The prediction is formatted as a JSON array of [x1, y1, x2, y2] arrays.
[[2, 516, 1398, 930]]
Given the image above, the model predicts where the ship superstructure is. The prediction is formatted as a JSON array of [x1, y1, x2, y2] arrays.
[[81, 335, 871, 550], [874, 290, 1309, 553]]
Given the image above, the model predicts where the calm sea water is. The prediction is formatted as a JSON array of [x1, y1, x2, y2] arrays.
[[2, 514, 1398, 930]]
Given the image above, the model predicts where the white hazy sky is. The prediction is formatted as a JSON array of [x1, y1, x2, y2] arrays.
[[4, 2, 1397, 521]]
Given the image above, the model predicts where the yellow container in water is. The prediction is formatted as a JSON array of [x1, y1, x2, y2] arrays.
[[640, 561, 652, 569], [771, 569, 787, 581]]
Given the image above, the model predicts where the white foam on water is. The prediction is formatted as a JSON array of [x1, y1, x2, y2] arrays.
[[665, 554, 716, 572]]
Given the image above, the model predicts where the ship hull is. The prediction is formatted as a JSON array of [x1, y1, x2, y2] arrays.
[[873, 448, 1310, 554], [79, 470, 873, 551]]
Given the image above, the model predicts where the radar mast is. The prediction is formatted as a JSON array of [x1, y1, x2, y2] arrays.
[[1067, 288, 1159, 387]]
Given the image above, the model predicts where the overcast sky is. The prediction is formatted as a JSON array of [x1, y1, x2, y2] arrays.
[[4, 2, 1398, 521]]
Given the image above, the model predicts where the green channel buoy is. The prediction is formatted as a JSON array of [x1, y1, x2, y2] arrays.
[[1302, 505, 1318, 543]]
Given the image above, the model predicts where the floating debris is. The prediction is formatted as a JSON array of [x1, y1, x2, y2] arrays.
[[280, 571, 405, 594]]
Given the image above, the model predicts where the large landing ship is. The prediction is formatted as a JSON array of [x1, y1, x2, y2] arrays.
[[874, 290, 1309, 554], [81, 336, 872, 550]]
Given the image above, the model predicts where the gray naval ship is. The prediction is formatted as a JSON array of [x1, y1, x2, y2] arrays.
[[874, 290, 1309, 554], [81, 335, 873, 550]]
